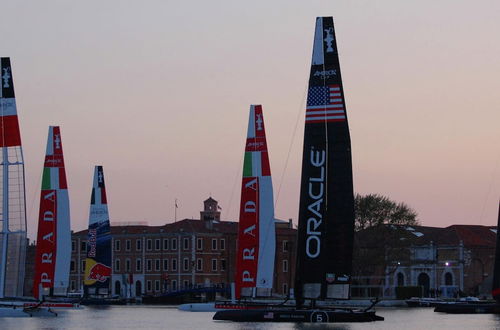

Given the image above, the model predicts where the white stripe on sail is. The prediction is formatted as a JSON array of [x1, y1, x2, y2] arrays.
[[0, 99, 17, 116], [53, 190, 70, 293], [306, 115, 346, 121], [247, 106, 256, 139], [252, 151, 262, 177], [312, 18, 324, 65], [46, 127, 54, 156], [256, 176, 275, 288]]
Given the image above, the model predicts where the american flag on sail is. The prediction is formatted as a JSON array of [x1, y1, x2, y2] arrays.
[[305, 84, 346, 123]]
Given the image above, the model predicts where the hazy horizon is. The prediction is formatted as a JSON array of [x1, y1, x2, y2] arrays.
[[1, 0, 498, 240]]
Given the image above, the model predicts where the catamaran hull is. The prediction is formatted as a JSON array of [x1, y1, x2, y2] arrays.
[[213, 308, 384, 322], [0, 306, 57, 317], [434, 302, 500, 314]]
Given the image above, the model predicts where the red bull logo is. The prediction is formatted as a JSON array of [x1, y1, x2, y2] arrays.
[[87, 262, 111, 282]]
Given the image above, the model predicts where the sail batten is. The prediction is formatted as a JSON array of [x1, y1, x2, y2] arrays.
[[235, 105, 276, 298], [295, 17, 355, 304], [33, 126, 71, 298]]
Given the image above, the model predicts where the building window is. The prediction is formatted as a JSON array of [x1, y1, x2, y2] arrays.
[[211, 259, 217, 271], [126, 239, 131, 251], [136, 239, 142, 251], [81, 241, 87, 252], [163, 238, 169, 250], [172, 258, 177, 271], [155, 259, 161, 271], [136, 259, 142, 272], [283, 260, 288, 272], [172, 238, 177, 250], [163, 259, 169, 271], [71, 280, 76, 291], [71, 240, 76, 252], [81, 260, 86, 272], [155, 239, 161, 250], [183, 258, 189, 271], [183, 280, 189, 289], [125, 259, 131, 272], [212, 239, 217, 250], [147, 239, 152, 251], [220, 239, 225, 250], [147, 280, 152, 292], [115, 239, 121, 251], [196, 259, 203, 271], [283, 283, 288, 295], [70, 260, 76, 272], [115, 259, 120, 272], [221, 259, 226, 271], [197, 238, 203, 250], [172, 280, 177, 291], [283, 240, 289, 252], [155, 280, 160, 292], [147, 259, 152, 272], [183, 238, 189, 250]]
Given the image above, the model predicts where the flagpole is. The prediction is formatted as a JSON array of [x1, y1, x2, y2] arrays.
[[175, 198, 178, 222]]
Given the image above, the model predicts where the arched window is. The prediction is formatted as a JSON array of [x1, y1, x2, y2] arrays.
[[397, 272, 405, 287], [417, 273, 430, 297], [445, 272, 453, 286], [115, 281, 121, 296]]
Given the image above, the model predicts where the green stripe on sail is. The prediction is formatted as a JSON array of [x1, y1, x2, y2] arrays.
[[243, 152, 253, 177], [41, 167, 51, 190]]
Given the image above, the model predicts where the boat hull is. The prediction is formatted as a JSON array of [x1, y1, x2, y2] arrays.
[[434, 302, 500, 314], [213, 308, 384, 323]]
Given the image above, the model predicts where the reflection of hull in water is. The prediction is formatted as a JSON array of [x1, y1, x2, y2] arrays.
[[80, 297, 126, 305], [434, 302, 500, 314], [213, 308, 384, 323]]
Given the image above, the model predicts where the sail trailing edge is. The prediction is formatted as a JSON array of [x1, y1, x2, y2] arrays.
[[295, 17, 355, 304], [235, 105, 276, 299]]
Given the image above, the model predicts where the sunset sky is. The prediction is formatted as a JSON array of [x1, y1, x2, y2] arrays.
[[1, 0, 499, 240]]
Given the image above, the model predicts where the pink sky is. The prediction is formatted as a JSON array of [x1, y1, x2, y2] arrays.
[[1, 1, 499, 240]]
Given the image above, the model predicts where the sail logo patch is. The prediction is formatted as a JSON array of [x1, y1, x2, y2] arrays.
[[2, 67, 11, 87], [306, 85, 346, 123], [324, 27, 335, 53], [306, 148, 325, 258]]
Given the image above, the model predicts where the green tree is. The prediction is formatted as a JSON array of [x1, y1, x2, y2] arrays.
[[354, 193, 419, 231]]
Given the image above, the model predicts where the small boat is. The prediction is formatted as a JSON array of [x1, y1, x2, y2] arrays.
[[214, 17, 383, 323], [405, 297, 444, 307], [434, 201, 500, 314]]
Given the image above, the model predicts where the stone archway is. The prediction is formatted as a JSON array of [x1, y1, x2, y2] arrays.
[[418, 273, 430, 297], [135, 280, 142, 297], [445, 272, 453, 286], [397, 272, 405, 287], [115, 280, 121, 296]]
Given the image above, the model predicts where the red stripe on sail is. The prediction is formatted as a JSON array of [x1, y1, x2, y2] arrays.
[[33, 189, 58, 299], [235, 177, 260, 299], [101, 187, 107, 204], [59, 167, 67, 189], [0, 115, 21, 147], [261, 151, 271, 176]]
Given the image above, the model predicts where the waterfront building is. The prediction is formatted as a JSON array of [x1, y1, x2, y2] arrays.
[[68, 198, 297, 298]]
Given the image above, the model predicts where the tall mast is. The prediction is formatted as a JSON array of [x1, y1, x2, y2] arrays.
[[33, 126, 71, 298], [295, 17, 355, 306], [0, 57, 27, 298], [235, 105, 276, 299]]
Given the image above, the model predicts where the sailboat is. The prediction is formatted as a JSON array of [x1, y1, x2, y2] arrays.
[[434, 200, 500, 314], [81, 166, 123, 305], [0, 58, 58, 316], [179, 104, 278, 312], [213, 17, 383, 322], [33, 126, 71, 300]]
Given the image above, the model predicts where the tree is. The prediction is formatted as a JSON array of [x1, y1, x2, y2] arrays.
[[354, 193, 419, 231]]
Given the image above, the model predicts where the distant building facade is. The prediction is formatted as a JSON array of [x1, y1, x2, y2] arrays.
[[68, 198, 297, 298]]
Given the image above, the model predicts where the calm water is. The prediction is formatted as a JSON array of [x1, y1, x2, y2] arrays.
[[2, 305, 500, 330]]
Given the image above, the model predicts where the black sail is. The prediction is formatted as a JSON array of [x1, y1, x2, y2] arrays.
[[492, 200, 500, 301], [295, 17, 355, 305]]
